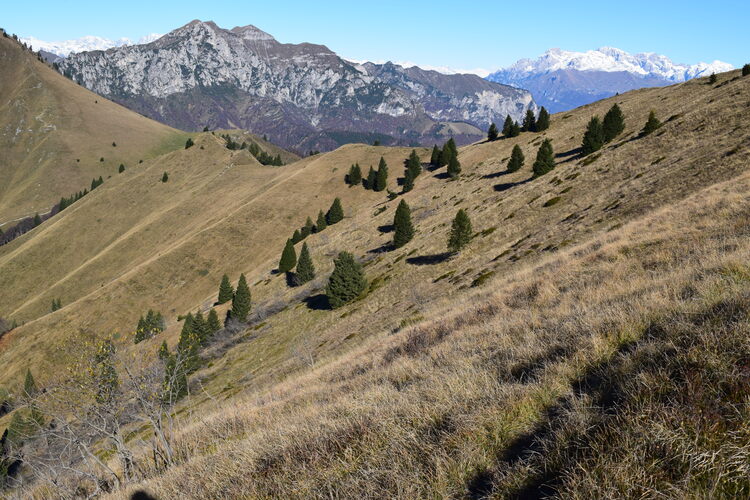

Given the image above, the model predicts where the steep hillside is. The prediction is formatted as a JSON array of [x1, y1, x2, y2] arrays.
[[0, 35, 188, 226], [1, 69, 749, 498], [56, 20, 535, 152]]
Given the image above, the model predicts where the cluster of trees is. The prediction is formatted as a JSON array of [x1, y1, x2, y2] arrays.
[[278, 241, 316, 286], [402, 150, 422, 192], [221, 134, 283, 165], [90, 176, 104, 191], [289, 198, 345, 245], [172, 308, 222, 373], [581, 104, 626, 156], [642, 110, 662, 136], [743, 64, 750, 77], [430, 138, 461, 179], [490, 107, 551, 142], [360, 157, 389, 191], [133, 310, 165, 344]]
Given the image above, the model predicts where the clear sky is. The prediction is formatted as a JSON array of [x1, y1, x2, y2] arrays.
[[3, 0, 748, 71]]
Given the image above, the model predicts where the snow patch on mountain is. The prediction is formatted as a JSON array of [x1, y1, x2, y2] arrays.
[[21, 34, 163, 57]]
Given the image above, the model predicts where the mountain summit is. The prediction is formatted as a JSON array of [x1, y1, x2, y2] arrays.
[[487, 47, 733, 112], [57, 20, 535, 152]]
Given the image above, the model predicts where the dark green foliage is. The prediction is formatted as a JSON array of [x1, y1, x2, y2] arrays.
[[502, 115, 514, 137], [393, 200, 414, 248], [296, 242, 315, 284], [536, 107, 550, 132], [507, 145, 525, 173], [32, 213, 41, 227], [118, 163, 125, 173], [488, 122, 499, 141], [374, 157, 388, 191], [279, 239, 297, 273], [522, 109, 537, 132], [326, 252, 367, 309], [23, 369, 37, 398], [185, 138, 194, 149], [602, 104, 625, 143], [231, 274, 251, 322], [533, 139, 556, 177], [447, 154, 461, 179], [642, 110, 662, 136], [158, 340, 170, 361], [581, 116, 605, 155], [439, 138, 458, 166], [207, 309, 221, 335], [90, 176, 104, 191], [134, 309, 165, 343], [192, 311, 209, 345], [346, 164, 362, 186], [366, 166, 377, 190], [161, 172, 169, 183], [291, 229, 303, 244], [743, 64, 750, 77], [430, 145, 441, 165], [203, 126, 210, 132], [327, 198, 344, 225], [217, 274, 234, 304], [51, 298, 61, 312], [315, 210, 327, 232], [709, 72, 717, 84], [407, 150, 421, 179], [403, 168, 415, 193], [92, 340, 118, 404], [373, 139, 381, 146], [112, 142, 117, 147], [302, 217, 315, 239], [448, 209, 473, 253], [100, 157, 104, 162]]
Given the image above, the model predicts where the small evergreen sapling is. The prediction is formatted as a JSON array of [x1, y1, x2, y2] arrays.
[[185, 138, 194, 149], [448, 209, 473, 253], [217, 274, 234, 304], [487, 122, 499, 141], [326, 252, 367, 309], [642, 110, 661, 136], [315, 210, 327, 232], [581, 116, 605, 155], [393, 200, 414, 248], [207, 309, 221, 334], [366, 166, 377, 190], [430, 145, 440, 165], [327, 198, 344, 224], [296, 242, 315, 284], [161, 172, 169, 183], [346, 164, 362, 186], [447, 154, 461, 179], [507, 145, 525, 173], [602, 104, 625, 143], [536, 107, 550, 132], [502, 115, 514, 137], [231, 274, 251, 322], [521, 109, 537, 132], [374, 157, 388, 192], [532, 139, 555, 177], [278, 239, 297, 273]]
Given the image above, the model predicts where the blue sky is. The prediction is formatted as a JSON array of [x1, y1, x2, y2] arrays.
[[3, 0, 748, 71]]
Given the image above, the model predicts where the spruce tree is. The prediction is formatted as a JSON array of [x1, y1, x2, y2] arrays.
[[510, 121, 521, 137], [92, 340, 119, 405], [207, 308, 221, 334], [192, 311, 208, 345], [231, 274, 251, 322], [439, 138, 458, 167], [430, 145, 441, 165], [642, 110, 661, 136], [118, 163, 125, 173], [296, 242, 315, 284], [374, 157, 388, 191], [536, 107, 550, 131], [179, 312, 194, 344], [161, 172, 169, 183], [278, 239, 297, 273], [291, 229, 303, 244], [602, 104, 625, 143], [532, 139, 556, 177], [447, 209, 473, 253], [743, 64, 750, 77], [522, 109, 537, 132], [185, 138, 194, 149], [347, 164, 362, 186], [502, 114, 514, 137], [403, 168, 415, 193], [301, 217, 315, 238], [487, 123, 499, 141], [23, 369, 37, 398], [366, 166, 377, 190], [315, 210, 327, 232], [33, 213, 42, 226], [326, 252, 367, 309], [326, 198, 344, 224], [447, 153, 461, 179], [407, 150, 421, 178], [507, 145, 525, 173], [217, 274, 234, 304], [158, 340, 170, 361], [393, 200, 414, 248], [581, 116, 605, 155], [708, 72, 717, 84]]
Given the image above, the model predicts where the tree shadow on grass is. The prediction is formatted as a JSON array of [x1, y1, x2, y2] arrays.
[[494, 177, 532, 192], [378, 224, 394, 233], [406, 252, 452, 265], [368, 242, 394, 254], [433, 172, 451, 180], [303, 293, 330, 310], [482, 170, 510, 180]]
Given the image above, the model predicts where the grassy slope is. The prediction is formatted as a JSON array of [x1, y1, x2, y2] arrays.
[[214, 129, 302, 164], [0, 36, 188, 226]]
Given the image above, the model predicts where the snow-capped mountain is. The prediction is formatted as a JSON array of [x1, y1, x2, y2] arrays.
[[487, 47, 733, 112], [20, 33, 163, 58]]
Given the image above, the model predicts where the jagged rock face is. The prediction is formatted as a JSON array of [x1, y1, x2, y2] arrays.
[[58, 20, 535, 152]]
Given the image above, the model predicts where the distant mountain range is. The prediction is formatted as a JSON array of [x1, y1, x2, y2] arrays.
[[50, 21, 534, 153], [487, 47, 733, 112], [21, 34, 163, 58]]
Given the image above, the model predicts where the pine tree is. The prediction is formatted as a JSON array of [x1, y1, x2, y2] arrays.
[[448, 209, 473, 253], [532, 139, 556, 177], [581, 116, 605, 155], [522, 109, 537, 132], [179, 312, 194, 347], [507, 145, 525, 173], [709, 72, 717, 84], [302, 217, 315, 238], [502, 115, 514, 137], [403, 168, 415, 193], [217, 274, 234, 304], [279, 239, 297, 273], [23, 369, 37, 398], [326, 252, 367, 309], [374, 157, 388, 191], [291, 229, 303, 244], [231, 274, 251, 322], [192, 311, 208, 345], [642, 110, 661, 136], [439, 138, 457, 167], [33, 213, 41, 227], [185, 138, 194, 149], [447, 153, 461, 179], [407, 150, 421, 178], [315, 210, 327, 232], [158, 340, 170, 361], [327, 198, 344, 225], [430, 145, 441, 165], [118, 163, 125, 173], [207, 308, 221, 334], [296, 242, 315, 284], [510, 121, 521, 137], [487, 122, 499, 141], [602, 104, 625, 143], [536, 107, 550, 132], [366, 166, 377, 190], [93, 340, 119, 404], [161, 172, 169, 183], [347, 164, 362, 186], [393, 200, 414, 248], [743, 64, 750, 77]]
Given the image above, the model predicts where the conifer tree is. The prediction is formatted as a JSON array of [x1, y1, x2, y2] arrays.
[[23, 369, 37, 398], [118, 163, 125, 173], [327, 197, 344, 224], [326, 252, 367, 309], [347, 164, 362, 186], [447, 153, 461, 179], [158, 340, 170, 361], [502, 114, 514, 137], [709, 72, 717, 84], [393, 200, 414, 248], [602, 104, 625, 143], [581, 116, 605, 155], [296, 242, 315, 284], [507, 145, 525, 173], [291, 229, 303, 244], [33, 213, 41, 227], [642, 110, 661, 136], [522, 109, 537, 132], [430, 145, 441, 165], [403, 168, 415, 193], [192, 311, 208, 345], [532, 139, 556, 177], [536, 107, 550, 131], [231, 274, 251, 322], [743, 64, 750, 77], [185, 138, 194, 149], [439, 138, 458, 167], [207, 308, 221, 334], [315, 210, 327, 232], [217, 274, 234, 304], [301, 217, 315, 238], [510, 121, 521, 137], [374, 157, 388, 191], [407, 150, 421, 178], [366, 166, 377, 190], [179, 312, 194, 342], [92, 340, 119, 404], [278, 239, 297, 273], [447, 209, 473, 253], [161, 172, 169, 183], [487, 122, 499, 141]]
